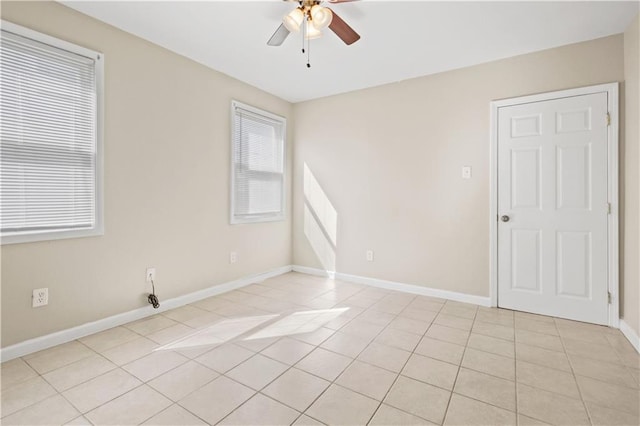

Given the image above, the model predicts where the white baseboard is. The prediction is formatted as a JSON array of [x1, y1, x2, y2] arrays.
[[619, 319, 640, 353], [293, 265, 491, 307], [0, 265, 293, 362], [336, 271, 492, 307], [6, 263, 633, 362], [291, 265, 335, 279], [296, 266, 638, 353]]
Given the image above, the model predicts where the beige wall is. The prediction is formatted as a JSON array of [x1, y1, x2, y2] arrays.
[[293, 35, 625, 298], [0, 1, 293, 347], [624, 14, 640, 337]]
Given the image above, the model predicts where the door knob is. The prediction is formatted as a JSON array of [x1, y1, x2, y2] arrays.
[[501, 215, 510, 222]]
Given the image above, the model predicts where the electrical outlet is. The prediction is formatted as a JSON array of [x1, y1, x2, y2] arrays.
[[146, 267, 156, 283], [462, 166, 472, 179], [366, 250, 374, 262], [229, 251, 238, 264], [32, 288, 48, 308]]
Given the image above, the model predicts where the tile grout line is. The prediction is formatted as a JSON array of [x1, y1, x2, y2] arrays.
[[153, 292, 452, 424], [288, 291, 422, 425], [5, 284, 417, 423], [439, 304, 479, 425], [214, 353, 297, 424], [288, 287, 407, 425], [7, 339, 102, 421], [6, 276, 638, 425], [1, 313, 560, 424], [556, 317, 597, 426], [213, 282, 381, 425], [553, 319, 594, 425], [41, 350, 122, 423], [218, 284, 380, 424], [364, 297, 448, 425]]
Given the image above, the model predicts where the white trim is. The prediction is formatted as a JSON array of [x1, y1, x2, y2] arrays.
[[229, 100, 287, 225], [0, 20, 105, 245], [292, 265, 335, 279], [619, 320, 640, 354], [606, 85, 620, 328], [1, 20, 100, 59], [490, 102, 499, 308], [489, 83, 620, 327], [294, 265, 491, 307], [0, 265, 293, 362]]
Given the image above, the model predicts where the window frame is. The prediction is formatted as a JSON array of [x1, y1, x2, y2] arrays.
[[0, 21, 104, 245], [230, 100, 287, 225]]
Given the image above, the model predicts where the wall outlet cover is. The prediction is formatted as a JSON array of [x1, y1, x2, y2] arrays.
[[366, 250, 374, 262], [32, 288, 48, 308]]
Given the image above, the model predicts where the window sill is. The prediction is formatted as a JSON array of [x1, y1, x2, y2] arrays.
[[1, 226, 104, 245], [230, 214, 286, 225]]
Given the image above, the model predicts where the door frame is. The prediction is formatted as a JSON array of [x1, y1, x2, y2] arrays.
[[489, 82, 619, 328]]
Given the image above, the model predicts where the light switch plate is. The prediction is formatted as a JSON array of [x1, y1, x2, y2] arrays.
[[462, 166, 472, 179]]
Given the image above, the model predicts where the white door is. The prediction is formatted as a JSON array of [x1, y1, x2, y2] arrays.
[[497, 92, 609, 325]]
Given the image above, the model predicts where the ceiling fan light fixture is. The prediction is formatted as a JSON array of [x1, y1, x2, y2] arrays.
[[283, 8, 304, 32], [310, 5, 333, 29], [305, 21, 322, 39]]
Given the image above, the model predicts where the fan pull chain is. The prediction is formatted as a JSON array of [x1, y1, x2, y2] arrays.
[[301, 19, 305, 54], [305, 19, 311, 68]]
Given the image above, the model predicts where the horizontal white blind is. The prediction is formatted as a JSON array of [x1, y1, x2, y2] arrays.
[[1, 29, 97, 235], [232, 103, 285, 222]]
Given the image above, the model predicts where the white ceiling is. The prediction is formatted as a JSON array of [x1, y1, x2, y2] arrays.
[[61, 1, 639, 103]]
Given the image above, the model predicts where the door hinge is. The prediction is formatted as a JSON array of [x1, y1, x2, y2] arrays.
[[607, 203, 612, 214], [608, 291, 612, 304], [606, 112, 611, 126]]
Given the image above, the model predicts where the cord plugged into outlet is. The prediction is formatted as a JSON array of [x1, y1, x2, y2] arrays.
[[146, 267, 160, 309], [148, 285, 160, 309]]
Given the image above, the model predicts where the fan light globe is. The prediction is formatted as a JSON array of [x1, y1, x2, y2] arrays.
[[283, 8, 304, 32], [305, 21, 322, 39], [310, 5, 333, 29]]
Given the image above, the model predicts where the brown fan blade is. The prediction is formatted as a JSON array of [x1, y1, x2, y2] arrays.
[[267, 24, 291, 46], [328, 10, 360, 45]]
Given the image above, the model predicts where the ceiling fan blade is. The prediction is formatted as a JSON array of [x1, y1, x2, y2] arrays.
[[328, 10, 360, 45], [267, 24, 290, 46], [326, 0, 360, 3]]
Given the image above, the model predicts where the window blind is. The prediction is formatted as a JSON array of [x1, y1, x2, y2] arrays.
[[0, 28, 98, 238], [231, 102, 285, 223]]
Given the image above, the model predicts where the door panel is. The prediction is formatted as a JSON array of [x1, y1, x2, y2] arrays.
[[511, 148, 541, 209], [497, 92, 609, 325], [511, 229, 541, 292], [557, 144, 591, 209], [556, 231, 592, 298]]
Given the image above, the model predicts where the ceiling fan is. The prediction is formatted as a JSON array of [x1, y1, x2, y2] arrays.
[[267, 0, 361, 48]]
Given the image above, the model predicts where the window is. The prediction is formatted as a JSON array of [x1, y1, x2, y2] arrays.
[[0, 21, 103, 244], [231, 101, 286, 224]]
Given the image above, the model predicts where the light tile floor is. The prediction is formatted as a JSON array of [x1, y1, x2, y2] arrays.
[[2, 272, 639, 425]]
